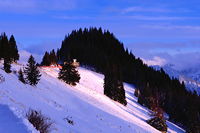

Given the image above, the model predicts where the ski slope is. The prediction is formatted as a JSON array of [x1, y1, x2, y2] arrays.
[[0, 62, 185, 133]]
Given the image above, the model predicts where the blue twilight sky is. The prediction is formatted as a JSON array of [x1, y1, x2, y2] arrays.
[[1, 0, 200, 70]]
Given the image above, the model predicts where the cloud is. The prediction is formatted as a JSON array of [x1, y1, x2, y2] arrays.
[[143, 24, 200, 30], [0, 0, 37, 12], [130, 41, 200, 51], [53, 15, 93, 20], [121, 6, 170, 14], [139, 51, 200, 71], [24, 40, 61, 55], [127, 39, 200, 71], [125, 15, 200, 21], [142, 56, 167, 66], [155, 52, 200, 71], [19, 50, 42, 64], [0, 0, 76, 13]]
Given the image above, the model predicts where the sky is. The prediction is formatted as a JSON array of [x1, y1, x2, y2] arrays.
[[1, 0, 200, 70]]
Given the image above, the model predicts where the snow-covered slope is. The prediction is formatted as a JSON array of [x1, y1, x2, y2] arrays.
[[0, 104, 37, 133], [0, 63, 184, 133]]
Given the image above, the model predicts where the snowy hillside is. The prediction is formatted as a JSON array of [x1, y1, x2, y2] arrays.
[[0, 104, 37, 133], [0, 62, 184, 133]]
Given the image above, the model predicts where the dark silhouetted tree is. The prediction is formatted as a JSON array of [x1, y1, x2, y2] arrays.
[[49, 49, 57, 65], [18, 68, 26, 84], [41, 50, 57, 66], [41, 52, 51, 66], [58, 62, 80, 86], [0, 33, 9, 60], [24, 55, 41, 86], [9, 35, 19, 62], [4, 56, 11, 73], [56, 48, 61, 63], [104, 63, 127, 105]]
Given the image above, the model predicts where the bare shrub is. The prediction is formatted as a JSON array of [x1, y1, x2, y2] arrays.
[[64, 116, 74, 125], [26, 109, 53, 133]]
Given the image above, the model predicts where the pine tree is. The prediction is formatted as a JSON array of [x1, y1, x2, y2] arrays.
[[41, 52, 50, 66], [24, 55, 41, 86], [56, 48, 61, 63], [0, 35, 2, 59], [9, 35, 19, 62], [49, 49, 57, 65], [18, 68, 26, 84], [104, 63, 127, 105], [4, 56, 11, 73], [58, 62, 80, 86]]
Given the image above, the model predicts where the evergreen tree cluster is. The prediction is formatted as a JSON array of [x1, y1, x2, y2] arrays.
[[104, 63, 127, 105], [59, 28, 127, 105], [0, 33, 19, 73], [41, 49, 57, 66], [0, 33, 19, 62], [59, 27, 200, 132]]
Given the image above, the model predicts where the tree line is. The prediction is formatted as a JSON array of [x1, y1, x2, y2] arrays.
[[0, 33, 19, 73], [0, 33, 19, 62], [57, 27, 200, 132], [0, 33, 41, 86], [41, 49, 58, 66]]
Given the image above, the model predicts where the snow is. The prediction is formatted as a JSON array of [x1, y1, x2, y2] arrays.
[[0, 62, 185, 133], [0, 104, 36, 133]]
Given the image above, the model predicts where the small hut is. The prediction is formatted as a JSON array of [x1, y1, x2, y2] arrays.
[[72, 59, 80, 67]]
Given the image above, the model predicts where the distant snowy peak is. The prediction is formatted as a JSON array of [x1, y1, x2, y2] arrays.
[[151, 64, 200, 95], [150, 64, 180, 79]]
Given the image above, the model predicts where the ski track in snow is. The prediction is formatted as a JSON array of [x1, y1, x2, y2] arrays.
[[0, 63, 185, 133]]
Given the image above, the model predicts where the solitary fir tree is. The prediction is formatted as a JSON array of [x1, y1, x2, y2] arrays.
[[18, 68, 26, 84], [4, 56, 11, 73], [104, 63, 127, 105], [24, 55, 41, 86], [58, 62, 80, 86]]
